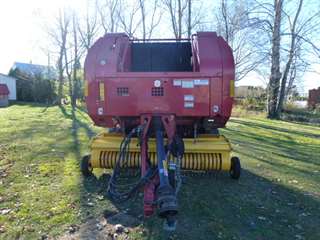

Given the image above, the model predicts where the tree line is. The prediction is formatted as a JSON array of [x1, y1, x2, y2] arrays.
[[45, 0, 320, 119]]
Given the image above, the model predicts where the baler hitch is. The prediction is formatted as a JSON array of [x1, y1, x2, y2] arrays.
[[105, 115, 184, 230]]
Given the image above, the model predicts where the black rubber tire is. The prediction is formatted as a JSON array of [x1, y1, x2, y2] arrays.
[[230, 156, 241, 179], [81, 155, 93, 177]]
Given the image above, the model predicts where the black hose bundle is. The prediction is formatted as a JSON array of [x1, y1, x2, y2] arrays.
[[107, 124, 158, 202]]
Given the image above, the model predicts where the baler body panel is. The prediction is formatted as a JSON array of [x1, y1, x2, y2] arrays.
[[84, 32, 235, 129], [104, 77, 210, 116]]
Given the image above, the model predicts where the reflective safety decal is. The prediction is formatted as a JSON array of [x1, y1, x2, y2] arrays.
[[230, 80, 235, 97], [84, 81, 88, 97], [99, 82, 105, 101], [162, 160, 168, 176]]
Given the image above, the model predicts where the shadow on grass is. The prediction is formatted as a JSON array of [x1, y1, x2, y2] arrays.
[[231, 118, 320, 139], [59, 105, 95, 144], [58, 105, 142, 238], [225, 119, 320, 167], [78, 169, 320, 240], [59, 105, 104, 239], [172, 169, 320, 240]]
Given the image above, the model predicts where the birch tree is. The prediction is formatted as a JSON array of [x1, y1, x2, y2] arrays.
[[251, 0, 319, 118], [267, 0, 283, 118], [276, 0, 303, 115]]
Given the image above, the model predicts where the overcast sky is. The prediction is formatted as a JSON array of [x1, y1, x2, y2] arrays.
[[0, 0, 319, 92]]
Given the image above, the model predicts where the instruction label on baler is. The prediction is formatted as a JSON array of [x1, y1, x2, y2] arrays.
[[173, 79, 209, 87], [182, 80, 194, 88], [173, 79, 182, 86], [194, 79, 209, 85]]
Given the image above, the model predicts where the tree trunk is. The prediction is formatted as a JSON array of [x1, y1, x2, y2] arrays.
[[221, 0, 229, 43], [178, 0, 182, 39], [285, 63, 296, 102], [139, 0, 146, 40], [55, 10, 69, 105], [187, 0, 191, 38], [276, 0, 303, 116], [58, 56, 64, 105], [64, 44, 73, 107], [72, 14, 79, 107], [276, 51, 294, 115], [267, 0, 283, 119]]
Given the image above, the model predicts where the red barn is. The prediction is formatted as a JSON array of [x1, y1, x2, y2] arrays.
[[308, 87, 320, 109], [0, 84, 10, 107]]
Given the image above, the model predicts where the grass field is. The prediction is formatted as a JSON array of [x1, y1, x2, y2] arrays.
[[0, 103, 319, 240]]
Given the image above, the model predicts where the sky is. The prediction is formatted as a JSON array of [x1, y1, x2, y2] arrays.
[[0, 0, 85, 73], [0, 0, 319, 93]]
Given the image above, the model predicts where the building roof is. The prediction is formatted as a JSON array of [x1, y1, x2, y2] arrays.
[[11, 62, 57, 79], [0, 84, 9, 95]]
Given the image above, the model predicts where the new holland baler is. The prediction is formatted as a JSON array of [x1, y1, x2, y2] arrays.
[[82, 32, 241, 229]]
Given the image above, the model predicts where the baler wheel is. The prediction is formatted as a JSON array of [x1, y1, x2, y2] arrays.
[[230, 156, 241, 179], [81, 155, 93, 177]]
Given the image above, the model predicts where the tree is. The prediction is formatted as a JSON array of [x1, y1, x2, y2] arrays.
[[276, 0, 303, 115], [9, 69, 56, 103], [162, 0, 203, 39], [250, 0, 320, 118], [97, 0, 121, 33], [215, 0, 265, 82], [47, 8, 88, 107], [117, 0, 142, 37], [162, 0, 204, 39], [162, 0, 186, 39], [78, 1, 99, 52], [187, 0, 191, 38], [138, 0, 163, 39], [267, 0, 283, 119], [47, 9, 70, 105], [63, 12, 86, 107]]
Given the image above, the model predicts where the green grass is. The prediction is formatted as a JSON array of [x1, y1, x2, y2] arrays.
[[0, 103, 319, 240]]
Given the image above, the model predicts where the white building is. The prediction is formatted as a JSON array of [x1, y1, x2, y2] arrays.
[[0, 73, 16, 100]]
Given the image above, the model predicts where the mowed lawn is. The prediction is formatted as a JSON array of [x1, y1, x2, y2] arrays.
[[0, 103, 319, 240]]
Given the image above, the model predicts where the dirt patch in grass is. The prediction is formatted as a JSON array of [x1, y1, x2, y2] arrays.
[[58, 212, 142, 240]]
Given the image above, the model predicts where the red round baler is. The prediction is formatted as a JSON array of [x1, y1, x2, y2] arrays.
[[82, 32, 240, 228]]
